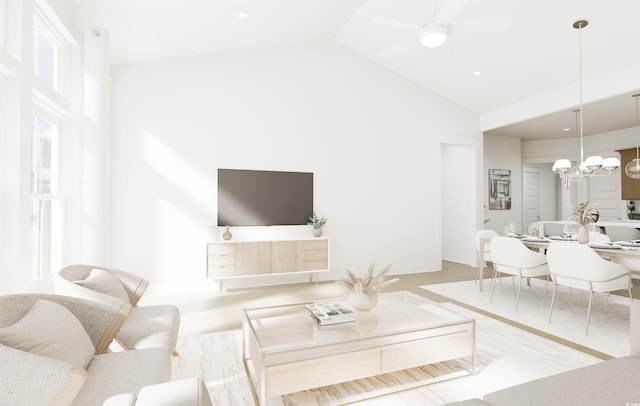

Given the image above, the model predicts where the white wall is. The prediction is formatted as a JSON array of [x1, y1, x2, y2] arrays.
[[483, 134, 522, 235], [522, 127, 638, 164], [109, 42, 480, 287], [480, 62, 640, 132]]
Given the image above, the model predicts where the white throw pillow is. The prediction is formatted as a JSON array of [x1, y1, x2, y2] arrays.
[[0, 299, 95, 369], [75, 268, 130, 303]]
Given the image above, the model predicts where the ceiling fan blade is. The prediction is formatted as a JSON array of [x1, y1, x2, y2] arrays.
[[457, 16, 512, 33], [371, 15, 421, 32], [378, 37, 416, 59], [435, 0, 468, 25]]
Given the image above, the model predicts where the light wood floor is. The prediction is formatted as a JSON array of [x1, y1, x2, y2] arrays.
[[141, 261, 479, 333], [143, 261, 640, 360]]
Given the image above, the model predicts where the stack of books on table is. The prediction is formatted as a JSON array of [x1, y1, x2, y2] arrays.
[[304, 302, 355, 326]]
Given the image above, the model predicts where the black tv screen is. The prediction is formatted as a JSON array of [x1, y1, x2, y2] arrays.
[[217, 169, 313, 226]]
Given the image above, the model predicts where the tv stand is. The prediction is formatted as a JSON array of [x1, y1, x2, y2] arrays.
[[206, 238, 329, 291]]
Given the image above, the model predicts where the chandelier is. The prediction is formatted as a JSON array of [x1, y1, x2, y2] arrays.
[[552, 20, 620, 183]]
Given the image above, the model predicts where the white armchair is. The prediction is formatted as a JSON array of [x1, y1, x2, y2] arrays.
[[0, 294, 134, 406], [546, 243, 632, 334], [55, 265, 180, 355], [489, 236, 550, 311]]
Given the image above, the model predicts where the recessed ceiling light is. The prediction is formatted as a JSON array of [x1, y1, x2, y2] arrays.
[[237, 11, 250, 19], [563, 128, 571, 132], [472, 71, 481, 76]]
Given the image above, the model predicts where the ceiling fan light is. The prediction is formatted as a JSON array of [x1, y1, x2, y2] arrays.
[[419, 23, 450, 48], [552, 159, 572, 173]]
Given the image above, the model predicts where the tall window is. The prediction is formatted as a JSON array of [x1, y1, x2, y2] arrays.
[[0, 0, 6, 50], [33, 9, 66, 94], [29, 4, 72, 280], [31, 113, 60, 279], [0, 74, 4, 184]]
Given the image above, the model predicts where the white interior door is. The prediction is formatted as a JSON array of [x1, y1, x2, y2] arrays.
[[588, 175, 621, 220], [523, 169, 540, 231]]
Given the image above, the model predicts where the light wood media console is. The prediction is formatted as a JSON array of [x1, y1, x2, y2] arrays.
[[206, 238, 329, 290]]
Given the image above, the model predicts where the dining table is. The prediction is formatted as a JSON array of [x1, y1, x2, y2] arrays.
[[476, 235, 640, 292]]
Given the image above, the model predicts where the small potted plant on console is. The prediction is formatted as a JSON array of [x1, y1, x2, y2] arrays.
[[308, 211, 327, 237]]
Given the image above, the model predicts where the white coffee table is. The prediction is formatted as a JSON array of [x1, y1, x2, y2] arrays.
[[242, 291, 476, 405]]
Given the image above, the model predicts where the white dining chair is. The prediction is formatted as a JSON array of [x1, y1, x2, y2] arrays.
[[605, 225, 640, 242], [476, 229, 499, 284], [589, 232, 611, 243], [611, 256, 640, 280], [546, 243, 632, 335], [543, 223, 565, 237], [489, 236, 550, 311]]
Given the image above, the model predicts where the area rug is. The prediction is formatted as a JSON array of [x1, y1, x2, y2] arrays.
[[171, 302, 601, 405], [420, 278, 633, 357]]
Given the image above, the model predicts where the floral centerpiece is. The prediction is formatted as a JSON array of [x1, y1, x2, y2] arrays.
[[308, 211, 327, 237], [335, 264, 398, 311], [569, 201, 599, 243]]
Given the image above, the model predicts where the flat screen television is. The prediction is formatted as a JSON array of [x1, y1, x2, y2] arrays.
[[217, 169, 313, 226]]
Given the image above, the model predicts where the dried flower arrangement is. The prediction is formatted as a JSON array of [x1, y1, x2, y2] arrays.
[[569, 202, 600, 225], [335, 264, 399, 297]]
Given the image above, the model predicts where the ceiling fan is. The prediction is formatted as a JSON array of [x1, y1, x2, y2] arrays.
[[372, 0, 511, 58]]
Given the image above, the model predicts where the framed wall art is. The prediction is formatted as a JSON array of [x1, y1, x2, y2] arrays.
[[489, 169, 511, 210]]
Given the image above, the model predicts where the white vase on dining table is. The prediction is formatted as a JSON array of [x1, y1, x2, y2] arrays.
[[577, 225, 589, 244]]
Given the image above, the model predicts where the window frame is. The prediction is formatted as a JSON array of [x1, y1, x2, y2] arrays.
[[30, 107, 62, 280], [32, 6, 68, 97], [0, 0, 6, 49]]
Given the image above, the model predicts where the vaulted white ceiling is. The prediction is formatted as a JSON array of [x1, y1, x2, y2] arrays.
[[78, 0, 640, 140]]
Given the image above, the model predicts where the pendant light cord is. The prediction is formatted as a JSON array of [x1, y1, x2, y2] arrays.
[[635, 94, 640, 161], [578, 21, 585, 166], [574, 109, 580, 163]]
